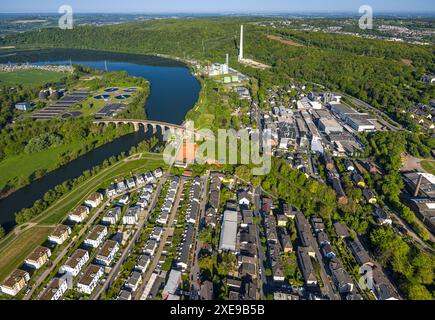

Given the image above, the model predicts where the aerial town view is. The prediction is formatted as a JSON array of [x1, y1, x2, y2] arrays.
[[0, 0, 433, 313]]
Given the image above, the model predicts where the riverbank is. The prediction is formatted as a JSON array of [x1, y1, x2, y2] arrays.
[[0, 152, 166, 283], [0, 49, 200, 231]]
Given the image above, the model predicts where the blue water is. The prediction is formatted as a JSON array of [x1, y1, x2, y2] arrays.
[[0, 49, 201, 230]]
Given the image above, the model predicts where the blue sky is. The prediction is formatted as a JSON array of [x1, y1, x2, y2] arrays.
[[1, 0, 434, 14]]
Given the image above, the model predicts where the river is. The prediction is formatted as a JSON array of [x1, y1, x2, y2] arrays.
[[0, 49, 201, 231]]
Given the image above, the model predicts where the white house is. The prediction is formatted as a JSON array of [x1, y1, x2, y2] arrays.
[[25, 246, 52, 269], [126, 178, 136, 189], [60, 249, 89, 277], [69, 206, 89, 223], [144, 240, 158, 256], [135, 255, 151, 273], [135, 174, 145, 186], [102, 207, 121, 225], [153, 168, 163, 178], [76, 264, 103, 295], [106, 184, 117, 198], [144, 172, 155, 183], [84, 225, 107, 248], [96, 240, 119, 266], [150, 227, 163, 242], [40, 278, 68, 300], [118, 194, 130, 206], [125, 271, 142, 292], [116, 181, 127, 194], [123, 206, 140, 225], [48, 225, 71, 245], [0, 269, 30, 296], [85, 192, 103, 208]]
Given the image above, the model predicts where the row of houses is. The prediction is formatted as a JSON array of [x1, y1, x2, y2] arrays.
[[204, 173, 224, 228], [156, 177, 180, 225], [106, 169, 162, 199], [0, 192, 104, 297]]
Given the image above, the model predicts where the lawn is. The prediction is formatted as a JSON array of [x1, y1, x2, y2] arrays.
[[0, 226, 54, 283], [0, 69, 66, 87], [39, 155, 165, 225], [421, 160, 435, 175], [0, 140, 84, 191]]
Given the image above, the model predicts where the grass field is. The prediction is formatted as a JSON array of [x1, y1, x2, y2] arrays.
[[0, 226, 54, 282], [0, 140, 84, 191], [0, 69, 66, 87], [39, 155, 165, 225], [421, 160, 435, 175], [0, 154, 165, 283]]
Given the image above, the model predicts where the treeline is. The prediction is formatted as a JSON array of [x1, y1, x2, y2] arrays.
[[14, 152, 129, 225], [4, 17, 433, 133]]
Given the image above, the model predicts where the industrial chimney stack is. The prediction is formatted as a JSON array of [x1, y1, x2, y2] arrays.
[[226, 53, 229, 68], [239, 25, 244, 61]]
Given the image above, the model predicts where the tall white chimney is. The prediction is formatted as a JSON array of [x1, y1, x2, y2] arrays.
[[226, 53, 229, 68], [239, 25, 244, 61]]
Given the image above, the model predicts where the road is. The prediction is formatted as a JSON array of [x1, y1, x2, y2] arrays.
[[189, 172, 209, 300], [135, 179, 185, 300], [387, 204, 435, 253], [25, 197, 113, 300], [253, 186, 267, 299], [91, 176, 167, 300]]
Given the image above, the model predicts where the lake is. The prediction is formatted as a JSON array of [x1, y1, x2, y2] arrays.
[[0, 49, 201, 231]]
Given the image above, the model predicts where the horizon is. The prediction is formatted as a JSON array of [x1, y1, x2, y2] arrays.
[[1, 0, 434, 15]]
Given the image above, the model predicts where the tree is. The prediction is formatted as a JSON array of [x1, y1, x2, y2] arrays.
[[0, 224, 5, 240], [407, 284, 433, 300]]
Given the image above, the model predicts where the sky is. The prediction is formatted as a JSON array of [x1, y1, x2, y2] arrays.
[[0, 0, 434, 14]]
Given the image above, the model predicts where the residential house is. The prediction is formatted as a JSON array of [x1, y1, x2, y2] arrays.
[[69, 205, 89, 223], [106, 184, 117, 198], [348, 238, 374, 267], [237, 190, 250, 206], [135, 174, 145, 186], [126, 178, 136, 189], [135, 255, 151, 273], [333, 222, 350, 239], [48, 225, 71, 245], [84, 225, 107, 248], [153, 168, 163, 178], [0, 269, 30, 296], [85, 192, 103, 208], [76, 264, 103, 295], [329, 259, 354, 294], [199, 280, 214, 300], [363, 189, 377, 204], [116, 181, 127, 194], [96, 240, 119, 266], [277, 215, 288, 227], [25, 246, 51, 269], [297, 247, 318, 286], [126, 271, 142, 292], [162, 269, 182, 300], [117, 290, 132, 300], [278, 229, 293, 253], [177, 225, 194, 271], [40, 278, 68, 300], [102, 207, 121, 225], [123, 206, 140, 225], [144, 240, 158, 256], [61, 249, 89, 277], [150, 227, 164, 242]]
